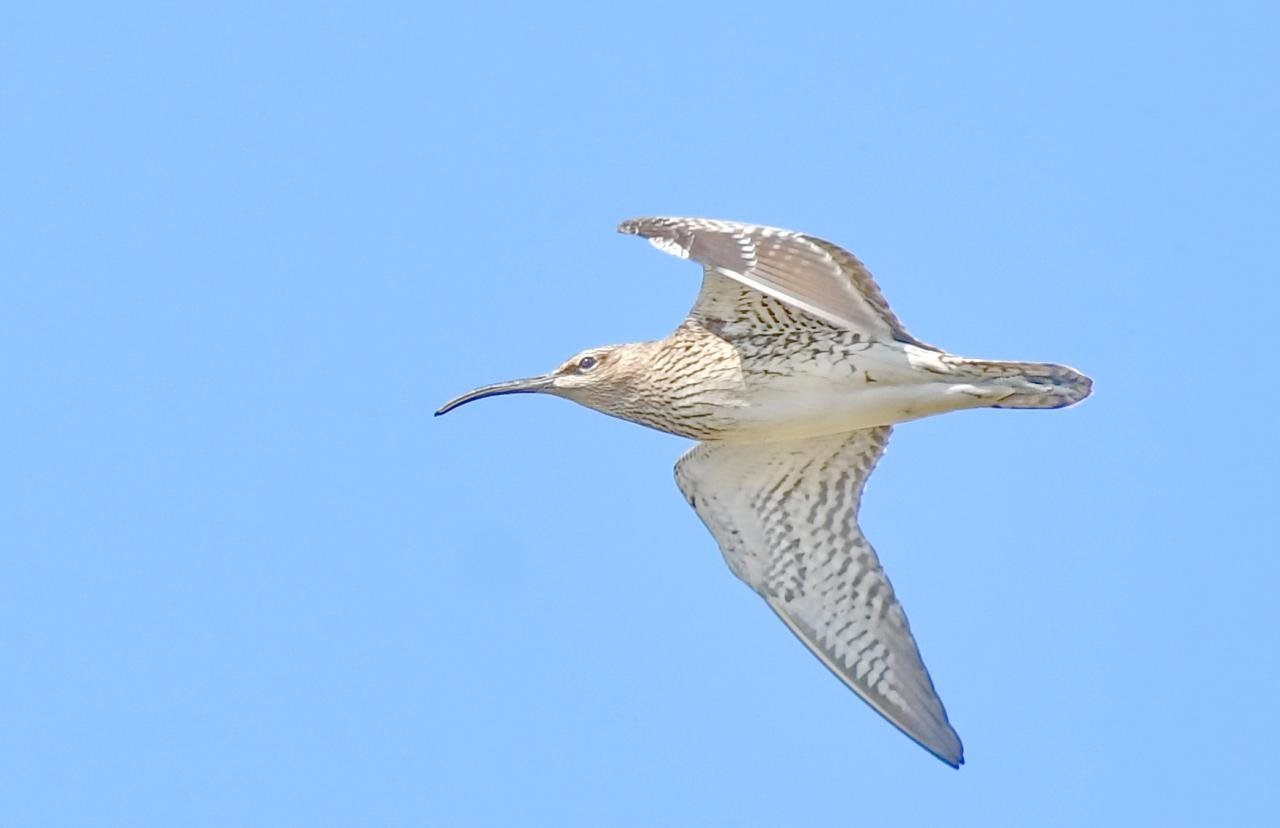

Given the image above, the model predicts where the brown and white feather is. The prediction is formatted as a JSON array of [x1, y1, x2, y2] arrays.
[[619, 216, 928, 346], [675, 426, 964, 767]]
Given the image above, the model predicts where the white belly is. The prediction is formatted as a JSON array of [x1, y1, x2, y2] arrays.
[[721, 344, 998, 441], [725, 381, 994, 441]]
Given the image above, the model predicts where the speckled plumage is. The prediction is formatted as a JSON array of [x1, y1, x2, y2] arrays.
[[436, 217, 1092, 767]]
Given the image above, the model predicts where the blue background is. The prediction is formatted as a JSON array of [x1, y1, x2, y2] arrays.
[[3, 2, 1278, 825]]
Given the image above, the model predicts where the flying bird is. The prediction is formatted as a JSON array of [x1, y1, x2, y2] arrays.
[[436, 217, 1091, 767]]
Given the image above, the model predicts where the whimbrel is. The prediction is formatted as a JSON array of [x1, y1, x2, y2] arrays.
[[436, 217, 1091, 767]]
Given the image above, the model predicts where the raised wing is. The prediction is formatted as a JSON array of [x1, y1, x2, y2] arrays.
[[675, 427, 963, 767], [619, 216, 924, 344]]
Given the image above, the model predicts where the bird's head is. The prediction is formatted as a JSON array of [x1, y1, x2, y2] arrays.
[[435, 343, 650, 418]]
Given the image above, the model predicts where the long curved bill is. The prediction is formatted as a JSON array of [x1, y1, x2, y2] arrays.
[[434, 374, 555, 416]]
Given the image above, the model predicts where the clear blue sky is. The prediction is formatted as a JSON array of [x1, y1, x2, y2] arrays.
[[3, 2, 1277, 825]]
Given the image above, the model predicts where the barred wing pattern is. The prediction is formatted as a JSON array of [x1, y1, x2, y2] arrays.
[[675, 427, 963, 766], [619, 216, 926, 345]]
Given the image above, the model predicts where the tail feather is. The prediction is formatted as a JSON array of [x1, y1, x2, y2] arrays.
[[951, 358, 1093, 410]]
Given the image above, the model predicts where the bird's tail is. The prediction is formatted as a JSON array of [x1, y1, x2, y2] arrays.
[[949, 357, 1093, 409]]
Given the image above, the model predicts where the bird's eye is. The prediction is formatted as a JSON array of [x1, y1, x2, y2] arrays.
[[577, 356, 598, 371]]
